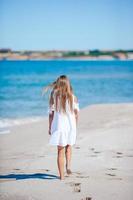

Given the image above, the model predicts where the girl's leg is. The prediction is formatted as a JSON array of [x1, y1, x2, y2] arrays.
[[65, 145, 72, 174], [57, 145, 65, 180]]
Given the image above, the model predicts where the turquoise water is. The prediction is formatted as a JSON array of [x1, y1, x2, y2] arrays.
[[0, 60, 133, 120]]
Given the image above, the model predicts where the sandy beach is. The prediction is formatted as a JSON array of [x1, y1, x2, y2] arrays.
[[0, 103, 133, 200]]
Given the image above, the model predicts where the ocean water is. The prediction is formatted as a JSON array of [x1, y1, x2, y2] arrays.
[[0, 60, 133, 133]]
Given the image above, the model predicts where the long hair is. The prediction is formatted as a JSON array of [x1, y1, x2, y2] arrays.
[[42, 81, 56, 96], [42, 75, 73, 113], [54, 75, 73, 113]]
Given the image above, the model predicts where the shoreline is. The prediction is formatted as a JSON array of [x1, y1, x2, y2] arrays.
[[1, 49, 133, 61], [0, 102, 133, 134]]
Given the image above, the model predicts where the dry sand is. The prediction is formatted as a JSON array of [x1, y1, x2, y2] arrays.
[[0, 103, 133, 200]]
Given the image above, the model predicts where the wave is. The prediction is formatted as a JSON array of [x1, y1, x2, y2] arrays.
[[0, 116, 44, 134]]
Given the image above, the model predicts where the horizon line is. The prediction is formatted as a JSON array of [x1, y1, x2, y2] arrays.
[[0, 48, 133, 52]]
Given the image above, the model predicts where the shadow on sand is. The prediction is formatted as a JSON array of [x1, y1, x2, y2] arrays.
[[0, 173, 59, 180]]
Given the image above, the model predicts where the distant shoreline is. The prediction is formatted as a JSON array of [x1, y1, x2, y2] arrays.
[[0, 58, 133, 61], [0, 49, 133, 61]]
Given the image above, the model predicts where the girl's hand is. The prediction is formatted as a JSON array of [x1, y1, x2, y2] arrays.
[[48, 128, 51, 135]]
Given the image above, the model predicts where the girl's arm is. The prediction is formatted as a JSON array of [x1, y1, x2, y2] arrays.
[[74, 109, 78, 125], [74, 96, 79, 126], [48, 91, 54, 135], [49, 112, 54, 135]]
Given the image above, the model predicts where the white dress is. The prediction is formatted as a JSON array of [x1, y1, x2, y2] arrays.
[[48, 93, 79, 147]]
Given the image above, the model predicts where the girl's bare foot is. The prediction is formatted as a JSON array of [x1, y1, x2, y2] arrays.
[[66, 164, 72, 175], [60, 176, 65, 180], [66, 169, 72, 175]]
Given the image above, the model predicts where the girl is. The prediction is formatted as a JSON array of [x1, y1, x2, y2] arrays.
[[43, 75, 79, 180]]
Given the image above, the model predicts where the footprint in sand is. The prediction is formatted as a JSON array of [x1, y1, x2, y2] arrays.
[[106, 173, 116, 177], [40, 169, 50, 172], [74, 182, 81, 192], [116, 156, 123, 158], [116, 152, 123, 155], [107, 168, 117, 171], [66, 182, 81, 192], [113, 155, 122, 158], [76, 175, 89, 179], [75, 146, 80, 149], [112, 152, 123, 158], [45, 169, 50, 172], [90, 148, 95, 151], [126, 155, 133, 157], [88, 150, 101, 156], [81, 197, 92, 200], [94, 151, 101, 154]]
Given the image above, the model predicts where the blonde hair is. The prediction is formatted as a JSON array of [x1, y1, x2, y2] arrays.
[[42, 75, 74, 113], [42, 81, 56, 96]]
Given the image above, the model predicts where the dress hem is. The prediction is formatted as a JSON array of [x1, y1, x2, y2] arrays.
[[48, 142, 76, 147]]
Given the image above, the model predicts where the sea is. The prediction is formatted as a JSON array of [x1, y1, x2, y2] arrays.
[[0, 60, 133, 133]]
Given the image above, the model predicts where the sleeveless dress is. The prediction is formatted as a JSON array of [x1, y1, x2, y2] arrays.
[[48, 92, 79, 147]]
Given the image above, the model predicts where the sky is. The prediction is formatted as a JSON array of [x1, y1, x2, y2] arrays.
[[0, 0, 133, 50]]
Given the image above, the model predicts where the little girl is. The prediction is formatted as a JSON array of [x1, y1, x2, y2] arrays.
[[43, 75, 79, 180]]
